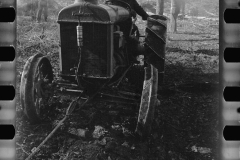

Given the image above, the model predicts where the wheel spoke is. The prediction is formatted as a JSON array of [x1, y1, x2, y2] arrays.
[[33, 62, 49, 116]]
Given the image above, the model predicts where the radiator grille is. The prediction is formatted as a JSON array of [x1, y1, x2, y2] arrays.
[[59, 22, 113, 78]]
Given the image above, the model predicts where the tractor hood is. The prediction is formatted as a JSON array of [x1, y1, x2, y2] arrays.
[[57, 1, 130, 23]]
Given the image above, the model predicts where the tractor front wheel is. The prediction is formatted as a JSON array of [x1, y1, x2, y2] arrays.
[[135, 64, 158, 138], [20, 53, 54, 124]]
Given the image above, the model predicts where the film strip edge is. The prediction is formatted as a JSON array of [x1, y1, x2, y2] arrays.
[[222, 0, 240, 160], [0, 0, 16, 160]]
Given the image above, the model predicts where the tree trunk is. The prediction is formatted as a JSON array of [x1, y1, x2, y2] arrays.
[[156, 0, 164, 15], [181, 0, 185, 16], [170, 0, 181, 33]]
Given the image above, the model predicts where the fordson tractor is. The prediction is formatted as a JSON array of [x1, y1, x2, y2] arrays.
[[20, 0, 167, 137]]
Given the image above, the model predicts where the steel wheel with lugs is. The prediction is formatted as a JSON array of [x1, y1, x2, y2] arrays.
[[20, 53, 54, 124], [135, 64, 158, 138]]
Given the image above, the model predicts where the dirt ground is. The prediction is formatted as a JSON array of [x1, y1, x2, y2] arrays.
[[16, 2, 219, 160]]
